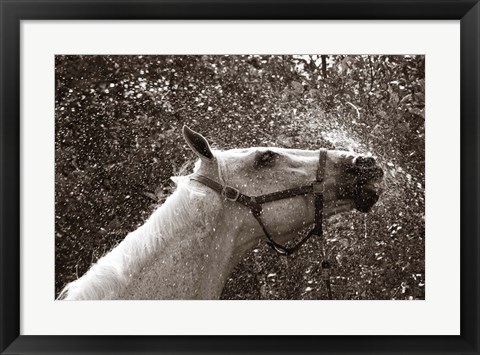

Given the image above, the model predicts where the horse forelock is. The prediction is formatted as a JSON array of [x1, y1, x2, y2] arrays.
[[59, 177, 214, 300]]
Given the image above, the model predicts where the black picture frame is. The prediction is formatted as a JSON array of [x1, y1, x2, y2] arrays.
[[1, 1, 479, 354]]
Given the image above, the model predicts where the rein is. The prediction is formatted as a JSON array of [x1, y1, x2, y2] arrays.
[[189, 149, 328, 256]]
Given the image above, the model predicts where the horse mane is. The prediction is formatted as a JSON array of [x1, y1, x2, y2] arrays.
[[58, 160, 216, 300]]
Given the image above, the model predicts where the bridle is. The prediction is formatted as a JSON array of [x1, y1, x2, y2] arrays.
[[189, 148, 328, 256]]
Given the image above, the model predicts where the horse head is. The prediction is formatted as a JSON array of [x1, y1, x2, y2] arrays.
[[183, 125, 384, 255]]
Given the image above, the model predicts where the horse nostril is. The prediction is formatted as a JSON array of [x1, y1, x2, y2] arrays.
[[355, 156, 376, 167]]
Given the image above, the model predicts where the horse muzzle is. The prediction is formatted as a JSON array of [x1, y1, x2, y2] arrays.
[[351, 156, 384, 212]]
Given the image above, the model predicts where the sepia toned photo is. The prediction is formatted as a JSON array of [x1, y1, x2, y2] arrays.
[[55, 55, 425, 300]]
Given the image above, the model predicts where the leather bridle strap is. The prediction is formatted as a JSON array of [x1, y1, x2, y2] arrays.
[[189, 149, 328, 256], [188, 174, 314, 216]]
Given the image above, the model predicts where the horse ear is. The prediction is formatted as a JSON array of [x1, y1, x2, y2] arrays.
[[182, 125, 215, 161]]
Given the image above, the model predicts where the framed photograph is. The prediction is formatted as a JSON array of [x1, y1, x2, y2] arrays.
[[1, 0, 479, 354]]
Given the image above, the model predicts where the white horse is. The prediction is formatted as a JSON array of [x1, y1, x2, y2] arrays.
[[58, 126, 384, 300]]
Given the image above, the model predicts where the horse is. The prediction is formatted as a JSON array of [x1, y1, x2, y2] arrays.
[[58, 125, 384, 300]]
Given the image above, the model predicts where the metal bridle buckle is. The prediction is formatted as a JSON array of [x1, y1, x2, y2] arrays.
[[312, 181, 325, 194], [221, 186, 240, 201]]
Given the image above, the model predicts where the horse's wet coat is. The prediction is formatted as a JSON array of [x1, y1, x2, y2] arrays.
[[58, 126, 384, 300]]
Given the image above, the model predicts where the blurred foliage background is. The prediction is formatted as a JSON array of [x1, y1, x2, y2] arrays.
[[55, 55, 425, 300]]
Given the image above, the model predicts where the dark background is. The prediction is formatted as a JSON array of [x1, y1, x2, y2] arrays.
[[55, 55, 425, 300]]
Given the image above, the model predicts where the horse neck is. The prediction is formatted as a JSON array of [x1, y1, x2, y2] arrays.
[[117, 185, 246, 300], [61, 182, 239, 300], [118, 215, 239, 300]]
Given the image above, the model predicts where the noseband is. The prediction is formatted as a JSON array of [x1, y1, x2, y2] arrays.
[[190, 149, 328, 256]]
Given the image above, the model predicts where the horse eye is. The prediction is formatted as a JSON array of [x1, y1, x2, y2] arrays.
[[254, 150, 279, 168]]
